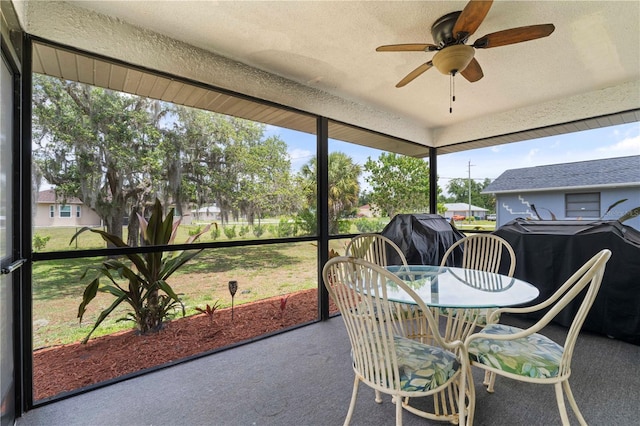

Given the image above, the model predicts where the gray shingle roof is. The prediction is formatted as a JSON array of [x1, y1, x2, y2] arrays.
[[483, 155, 640, 193]]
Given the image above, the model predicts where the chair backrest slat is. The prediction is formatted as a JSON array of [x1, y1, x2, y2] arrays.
[[441, 234, 516, 277], [346, 233, 408, 267]]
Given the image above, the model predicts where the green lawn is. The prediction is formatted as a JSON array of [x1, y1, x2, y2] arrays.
[[30, 217, 490, 349], [453, 220, 497, 232], [31, 239, 349, 349]]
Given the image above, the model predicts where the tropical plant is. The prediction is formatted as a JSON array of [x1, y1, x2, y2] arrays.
[[299, 152, 361, 234], [279, 295, 289, 320], [195, 301, 221, 325], [72, 199, 212, 343]]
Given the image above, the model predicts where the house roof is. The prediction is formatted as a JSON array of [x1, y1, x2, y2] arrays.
[[444, 203, 488, 212], [37, 189, 83, 205], [483, 155, 640, 194]]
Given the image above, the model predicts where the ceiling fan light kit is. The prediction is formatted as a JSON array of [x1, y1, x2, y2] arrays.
[[432, 45, 475, 75], [376, 0, 555, 112]]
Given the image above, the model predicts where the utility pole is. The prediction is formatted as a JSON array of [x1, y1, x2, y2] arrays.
[[468, 161, 474, 222]]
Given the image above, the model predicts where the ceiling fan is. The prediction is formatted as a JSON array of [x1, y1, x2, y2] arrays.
[[376, 0, 555, 88]]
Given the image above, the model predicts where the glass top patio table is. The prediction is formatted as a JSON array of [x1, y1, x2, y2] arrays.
[[385, 265, 539, 309]]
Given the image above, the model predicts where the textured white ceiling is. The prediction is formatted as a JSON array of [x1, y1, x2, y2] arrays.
[[14, 0, 640, 148]]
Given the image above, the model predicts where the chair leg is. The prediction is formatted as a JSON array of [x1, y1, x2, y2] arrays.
[[395, 392, 403, 426], [554, 382, 571, 426], [464, 365, 476, 426], [344, 376, 360, 426], [375, 389, 382, 403], [458, 367, 469, 426], [562, 380, 588, 426], [482, 370, 491, 386], [485, 371, 496, 393]]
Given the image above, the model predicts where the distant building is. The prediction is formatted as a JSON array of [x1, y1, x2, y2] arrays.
[[191, 204, 221, 222], [483, 155, 640, 230], [443, 203, 489, 220], [357, 204, 376, 218], [34, 189, 102, 227]]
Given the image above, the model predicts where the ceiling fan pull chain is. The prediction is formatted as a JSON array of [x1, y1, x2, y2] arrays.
[[449, 73, 456, 113]]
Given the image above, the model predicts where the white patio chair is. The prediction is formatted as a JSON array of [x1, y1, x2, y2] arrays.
[[439, 234, 516, 277], [464, 249, 611, 426], [323, 256, 472, 425], [440, 234, 517, 387], [345, 233, 408, 267]]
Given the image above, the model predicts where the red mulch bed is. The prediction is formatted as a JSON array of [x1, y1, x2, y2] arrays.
[[33, 289, 335, 401]]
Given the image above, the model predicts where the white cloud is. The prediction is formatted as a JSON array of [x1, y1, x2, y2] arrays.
[[524, 148, 540, 163], [287, 148, 314, 173], [599, 134, 640, 154], [288, 148, 313, 161]]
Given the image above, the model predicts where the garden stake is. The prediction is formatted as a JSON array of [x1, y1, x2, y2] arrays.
[[228, 280, 238, 321]]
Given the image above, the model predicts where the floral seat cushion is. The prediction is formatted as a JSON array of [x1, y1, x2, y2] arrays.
[[467, 323, 564, 379], [353, 335, 460, 392], [394, 336, 460, 392]]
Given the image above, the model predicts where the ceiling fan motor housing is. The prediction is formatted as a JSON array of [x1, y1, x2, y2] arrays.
[[431, 11, 463, 47]]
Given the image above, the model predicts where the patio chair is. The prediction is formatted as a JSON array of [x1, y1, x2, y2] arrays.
[[464, 249, 611, 426], [322, 256, 472, 426], [345, 233, 408, 267], [440, 234, 517, 387], [346, 232, 420, 406], [439, 234, 516, 277]]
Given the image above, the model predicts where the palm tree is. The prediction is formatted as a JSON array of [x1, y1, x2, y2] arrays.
[[299, 152, 361, 234]]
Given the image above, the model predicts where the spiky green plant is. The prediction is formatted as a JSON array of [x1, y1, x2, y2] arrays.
[[72, 199, 212, 343]]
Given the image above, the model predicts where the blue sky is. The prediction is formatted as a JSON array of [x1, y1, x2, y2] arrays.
[[270, 121, 640, 195]]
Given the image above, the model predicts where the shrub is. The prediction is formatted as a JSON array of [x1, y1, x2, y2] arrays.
[[188, 225, 202, 236], [276, 218, 297, 237], [354, 218, 385, 233], [223, 225, 237, 239], [337, 219, 352, 234], [295, 209, 316, 236], [252, 224, 265, 238], [210, 226, 221, 240], [33, 234, 51, 251]]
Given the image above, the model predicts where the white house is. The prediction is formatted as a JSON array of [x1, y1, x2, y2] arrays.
[[190, 205, 221, 222], [34, 189, 102, 227], [443, 203, 489, 220]]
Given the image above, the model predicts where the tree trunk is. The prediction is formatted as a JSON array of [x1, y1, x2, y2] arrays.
[[127, 206, 140, 247]]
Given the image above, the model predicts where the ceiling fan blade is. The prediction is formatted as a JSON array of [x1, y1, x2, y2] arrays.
[[461, 58, 483, 82], [453, 0, 494, 40], [473, 24, 556, 49], [396, 62, 433, 87], [376, 44, 437, 52]]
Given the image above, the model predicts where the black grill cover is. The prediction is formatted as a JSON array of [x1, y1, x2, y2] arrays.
[[381, 214, 465, 266], [494, 218, 640, 345]]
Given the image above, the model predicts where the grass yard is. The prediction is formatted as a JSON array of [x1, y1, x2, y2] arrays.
[[33, 222, 279, 252], [453, 220, 497, 232], [29, 217, 492, 349], [32, 239, 349, 349]]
